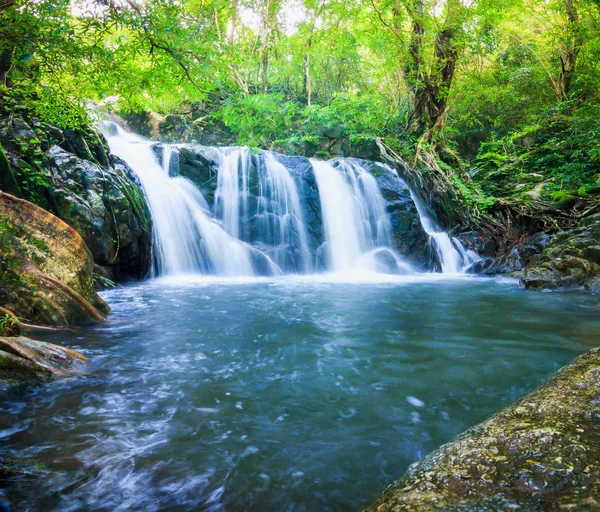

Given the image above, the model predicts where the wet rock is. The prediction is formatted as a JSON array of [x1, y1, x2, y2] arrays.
[[359, 160, 434, 269], [367, 347, 600, 511], [520, 215, 600, 290], [0, 191, 109, 326], [0, 455, 43, 480], [456, 230, 497, 258], [155, 144, 221, 202], [496, 231, 550, 273], [466, 257, 496, 274], [272, 153, 325, 252], [47, 146, 151, 280], [0, 336, 89, 385]]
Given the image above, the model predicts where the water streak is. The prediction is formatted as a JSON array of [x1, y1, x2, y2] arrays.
[[102, 124, 261, 276], [311, 159, 410, 274]]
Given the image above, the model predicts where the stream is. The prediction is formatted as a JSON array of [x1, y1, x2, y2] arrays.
[[2, 275, 599, 511]]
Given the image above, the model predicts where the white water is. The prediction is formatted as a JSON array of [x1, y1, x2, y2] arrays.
[[214, 149, 311, 273], [103, 124, 476, 277], [102, 124, 259, 276], [408, 188, 479, 273], [257, 153, 312, 273], [214, 148, 249, 240], [311, 159, 410, 274]]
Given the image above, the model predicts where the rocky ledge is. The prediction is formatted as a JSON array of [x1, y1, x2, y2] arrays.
[[0, 336, 89, 385], [519, 214, 600, 291], [367, 348, 600, 511]]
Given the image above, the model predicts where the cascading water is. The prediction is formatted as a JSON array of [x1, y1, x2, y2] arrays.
[[102, 123, 476, 277], [311, 159, 411, 274], [213, 149, 312, 273], [102, 124, 261, 277], [407, 187, 479, 273]]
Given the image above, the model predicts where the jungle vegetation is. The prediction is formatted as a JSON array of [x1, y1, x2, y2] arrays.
[[1, 0, 600, 216]]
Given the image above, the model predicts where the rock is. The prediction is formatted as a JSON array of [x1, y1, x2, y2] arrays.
[[47, 146, 152, 280], [123, 111, 165, 139], [0, 191, 109, 326], [272, 152, 325, 252], [466, 256, 496, 274], [0, 336, 89, 385], [456, 230, 497, 257], [494, 231, 550, 274], [159, 114, 190, 142], [358, 160, 434, 269], [155, 144, 221, 202], [367, 347, 600, 511], [0, 455, 44, 480], [520, 215, 600, 290], [0, 113, 152, 281]]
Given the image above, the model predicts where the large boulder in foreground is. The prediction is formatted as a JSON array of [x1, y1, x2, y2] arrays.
[[0, 336, 89, 385], [367, 348, 600, 511], [0, 191, 109, 326]]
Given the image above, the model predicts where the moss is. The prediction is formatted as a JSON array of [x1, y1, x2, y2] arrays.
[[367, 348, 600, 511]]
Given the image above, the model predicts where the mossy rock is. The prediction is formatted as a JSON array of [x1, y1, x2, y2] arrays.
[[0, 191, 109, 326], [367, 348, 600, 511]]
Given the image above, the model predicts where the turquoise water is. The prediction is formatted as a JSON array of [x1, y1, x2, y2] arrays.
[[2, 276, 599, 511]]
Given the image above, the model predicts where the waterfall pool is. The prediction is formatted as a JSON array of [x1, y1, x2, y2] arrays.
[[2, 275, 599, 511]]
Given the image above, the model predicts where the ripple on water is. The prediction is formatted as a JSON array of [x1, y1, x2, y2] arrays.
[[2, 277, 600, 511]]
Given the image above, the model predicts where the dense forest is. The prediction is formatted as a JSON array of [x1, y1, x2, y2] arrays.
[[2, 0, 600, 218]]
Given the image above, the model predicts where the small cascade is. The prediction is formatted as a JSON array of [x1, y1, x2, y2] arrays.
[[407, 188, 478, 273], [214, 148, 250, 240], [162, 146, 179, 177], [102, 124, 268, 277], [256, 153, 312, 273], [213, 149, 312, 273], [311, 159, 410, 273]]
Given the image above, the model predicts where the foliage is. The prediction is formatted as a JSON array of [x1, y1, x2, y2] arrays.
[[0, 0, 599, 210]]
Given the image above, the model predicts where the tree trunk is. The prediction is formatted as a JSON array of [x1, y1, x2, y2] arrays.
[[261, 0, 271, 93], [557, 0, 581, 100], [228, 0, 238, 44], [0, 0, 14, 14], [304, 37, 312, 105], [400, 0, 461, 140]]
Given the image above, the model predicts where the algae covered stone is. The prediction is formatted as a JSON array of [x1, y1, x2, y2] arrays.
[[367, 348, 600, 511], [0, 191, 109, 326]]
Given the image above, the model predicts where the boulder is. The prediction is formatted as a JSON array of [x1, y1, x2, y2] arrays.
[[0, 191, 109, 326], [0, 336, 89, 385], [520, 215, 600, 290], [367, 347, 600, 511], [47, 145, 151, 280]]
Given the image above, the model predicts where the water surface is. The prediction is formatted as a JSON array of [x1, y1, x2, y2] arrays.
[[2, 276, 599, 511]]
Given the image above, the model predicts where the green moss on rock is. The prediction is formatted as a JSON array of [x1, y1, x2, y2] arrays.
[[367, 348, 600, 511]]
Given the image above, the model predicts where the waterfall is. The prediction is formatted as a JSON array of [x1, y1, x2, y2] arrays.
[[102, 123, 477, 278], [407, 188, 478, 273], [214, 149, 312, 273], [102, 124, 267, 277], [311, 159, 411, 274], [161, 146, 179, 177]]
